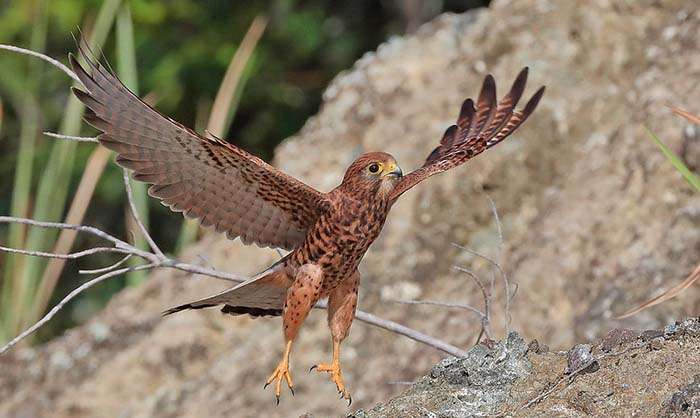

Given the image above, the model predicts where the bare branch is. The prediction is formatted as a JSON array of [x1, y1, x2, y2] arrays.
[[79, 254, 133, 274], [43, 131, 98, 142], [355, 309, 468, 358], [486, 196, 511, 334], [0, 44, 83, 85], [0, 216, 156, 261], [453, 265, 493, 340], [486, 196, 504, 250], [0, 263, 156, 355], [313, 300, 467, 357], [166, 261, 247, 283], [390, 298, 485, 318], [122, 169, 165, 260], [0, 245, 128, 260], [451, 243, 506, 282], [0, 217, 463, 356]]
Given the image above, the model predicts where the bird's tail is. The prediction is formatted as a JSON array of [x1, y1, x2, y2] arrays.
[[163, 258, 293, 318]]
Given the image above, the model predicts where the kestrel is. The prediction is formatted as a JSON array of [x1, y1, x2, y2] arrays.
[[70, 46, 544, 404]]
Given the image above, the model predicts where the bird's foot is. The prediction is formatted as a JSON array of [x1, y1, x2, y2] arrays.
[[264, 355, 294, 404], [310, 361, 351, 404]]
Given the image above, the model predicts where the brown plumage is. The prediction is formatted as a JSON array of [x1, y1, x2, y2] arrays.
[[70, 45, 544, 403]]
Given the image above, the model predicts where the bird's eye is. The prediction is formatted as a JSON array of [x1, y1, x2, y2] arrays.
[[368, 163, 381, 173]]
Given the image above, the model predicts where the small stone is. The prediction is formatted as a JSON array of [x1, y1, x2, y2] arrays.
[[566, 344, 598, 375], [649, 337, 664, 350]]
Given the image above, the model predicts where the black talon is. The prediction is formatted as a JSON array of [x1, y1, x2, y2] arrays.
[[275, 395, 280, 406], [348, 395, 352, 406], [290, 387, 295, 396], [264, 382, 270, 389], [309, 365, 317, 372]]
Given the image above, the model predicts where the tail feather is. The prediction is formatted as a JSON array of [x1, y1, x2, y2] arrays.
[[220, 305, 282, 317], [163, 260, 292, 318]]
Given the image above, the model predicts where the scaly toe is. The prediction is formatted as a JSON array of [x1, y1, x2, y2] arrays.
[[311, 362, 334, 372], [265, 363, 294, 402], [312, 362, 351, 401]]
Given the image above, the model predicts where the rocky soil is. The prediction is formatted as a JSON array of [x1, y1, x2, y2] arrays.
[[1, 0, 698, 417], [354, 319, 700, 417]]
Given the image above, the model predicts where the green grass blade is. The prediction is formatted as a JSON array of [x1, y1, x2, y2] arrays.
[[207, 16, 267, 138], [2, 0, 49, 341], [14, 0, 123, 335], [644, 126, 700, 192], [115, 4, 149, 285]]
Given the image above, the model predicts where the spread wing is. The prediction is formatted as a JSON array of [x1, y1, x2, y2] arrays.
[[389, 68, 545, 202], [70, 48, 329, 250]]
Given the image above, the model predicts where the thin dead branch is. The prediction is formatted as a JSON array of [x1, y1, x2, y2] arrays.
[[486, 196, 512, 334], [451, 243, 508, 290], [0, 44, 82, 85], [33, 145, 112, 325], [0, 245, 129, 259], [390, 299, 485, 318], [79, 254, 133, 274], [389, 199, 513, 347], [122, 169, 165, 259], [43, 132, 98, 142], [353, 308, 468, 357], [453, 265, 493, 340], [0, 263, 157, 355], [0, 216, 466, 358]]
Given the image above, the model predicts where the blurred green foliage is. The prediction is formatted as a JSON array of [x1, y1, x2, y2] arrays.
[[0, 0, 488, 342]]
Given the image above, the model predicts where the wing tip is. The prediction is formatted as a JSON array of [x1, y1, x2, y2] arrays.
[[459, 98, 475, 121], [523, 85, 546, 116], [508, 67, 530, 103], [481, 74, 497, 100]]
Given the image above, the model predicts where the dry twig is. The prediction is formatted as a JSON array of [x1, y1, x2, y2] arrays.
[[0, 213, 468, 357], [388, 198, 513, 346], [122, 169, 165, 259], [0, 264, 156, 355], [43, 132, 98, 142], [0, 44, 83, 85]]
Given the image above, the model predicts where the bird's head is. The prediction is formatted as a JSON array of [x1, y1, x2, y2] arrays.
[[339, 152, 403, 200]]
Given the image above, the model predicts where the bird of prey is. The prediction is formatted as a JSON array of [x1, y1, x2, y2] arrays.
[[69, 46, 544, 404]]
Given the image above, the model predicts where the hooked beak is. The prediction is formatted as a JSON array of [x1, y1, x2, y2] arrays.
[[383, 163, 403, 178]]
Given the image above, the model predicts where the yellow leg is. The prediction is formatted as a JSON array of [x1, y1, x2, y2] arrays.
[[311, 340, 351, 403], [264, 341, 294, 404]]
